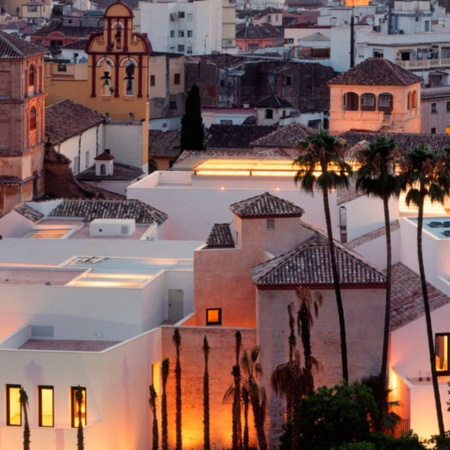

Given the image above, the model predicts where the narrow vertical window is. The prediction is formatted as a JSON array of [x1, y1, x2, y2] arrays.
[[125, 62, 135, 95], [6, 384, 21, 426], [71, 386, 86, 427], [30, 107, 37, 131], [436, 334, 449, 375], [29, 65, 35, 87], [39, 386, 54, 427]]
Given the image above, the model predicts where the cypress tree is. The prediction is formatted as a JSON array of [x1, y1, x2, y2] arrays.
[[181, 84, 205, 151]]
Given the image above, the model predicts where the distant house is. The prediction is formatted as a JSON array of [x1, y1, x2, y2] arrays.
[[235, 23, 284, 52]]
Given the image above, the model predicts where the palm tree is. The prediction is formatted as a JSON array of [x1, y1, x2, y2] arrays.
[[173, 328, 182, 450], [271, 288, 322, 449], [355, 136, 400, 429], [241, 347, 267, 450], [294, 130, 352, 382], [149, 384, 159, 450], [223, 331, 243, 450], [161, 358, 170, 450], [296, 286, 323, 396], [397, 144, 450, 437], [203, 335, 211, 450], [75, 386, 84, 450], [19, 387, 30, 450]]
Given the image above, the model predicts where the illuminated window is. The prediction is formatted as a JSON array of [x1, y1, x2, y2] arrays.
[[436, 334, 449, 375], [30, 107, 37, 131], [71, 386, 86, 427], [446, 126, 450, 135], [6, 384, 21, 426], [39, 386, 54, 427], [206, 308, 222, 325]]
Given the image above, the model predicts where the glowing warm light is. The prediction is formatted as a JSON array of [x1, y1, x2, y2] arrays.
[[71, 280, 144, 287], [40, 386, 54, 427], [220, 187, 225, 190], [7, 385, 21, 426], [72, 387, 86, 427], [276, 188, 280, 191], [152, 362, 161, 395]]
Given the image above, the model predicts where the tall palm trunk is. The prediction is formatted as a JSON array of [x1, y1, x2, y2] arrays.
[[173, 329, 182, 450], [161, 358, 170, 450], [249, 392, 267, 450], [322, 182, 348, 382], [242, 387, 249, 450], [149, 384, 159, 450], [376, 196, 392, 431], [203, 335, 211, 450], [76, 388, 84, 450], [417, 194, 445, 436], [233, 331, 242, 450], [20, 388, 30, 450]]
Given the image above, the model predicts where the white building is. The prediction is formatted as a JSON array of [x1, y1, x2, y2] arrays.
[[137, 0, 227, 55]]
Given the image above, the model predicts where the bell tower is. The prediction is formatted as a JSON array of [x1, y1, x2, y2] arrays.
[[0, 31, 47, 215], [85, 0, 152, 172]]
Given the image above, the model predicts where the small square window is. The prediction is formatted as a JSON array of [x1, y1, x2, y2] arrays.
[[174, 73, 181, 85], [178, 11, 185, 18], [267, 218, 275, 229], [187, 30, 193, 37], [431, 127, 437, 134], [206, 308, 222, 325], [178, 30, 184, 37], [178, 45, 185, 52], [169, 101, 177, 110], [265, 109, 273, 119]]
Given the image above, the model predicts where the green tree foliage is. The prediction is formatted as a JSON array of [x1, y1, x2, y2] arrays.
[[181, 84, 205, 151], [297, 382, 377, 449], [294, 130, 352, 381]]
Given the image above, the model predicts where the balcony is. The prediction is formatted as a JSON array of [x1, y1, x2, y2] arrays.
[[396, 58, 450, 70]]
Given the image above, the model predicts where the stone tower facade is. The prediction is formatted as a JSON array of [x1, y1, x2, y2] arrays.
[[0, 31, 48, 215]]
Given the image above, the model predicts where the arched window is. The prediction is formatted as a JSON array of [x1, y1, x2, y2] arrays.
[[412, 90, 417, 108], [30, 107, 37, 131], [361, 93, 376, 111], [343, 92, 359, 111], [100, 164, 106, 175], [29, 65, 35, 87], [125, 62, 135, 95], [407, 91, 412, 110], [100, 60, 113, 96], [114, 26, 122, 50], [378, 92, 393, 113]]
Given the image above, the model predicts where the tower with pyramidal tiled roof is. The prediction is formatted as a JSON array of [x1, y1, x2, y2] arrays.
[[329, 57, 422, 134]]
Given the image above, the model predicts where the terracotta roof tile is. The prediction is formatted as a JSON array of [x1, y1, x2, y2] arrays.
[[236, 23, 283, 40], [329, 57, 422, 87], [253, 222, 386, 287], [230, 192, 305, 218], [205, 223, 235, 248], [0, 31, 48, 58], [32, 20, 102, 39], [14, 203, 44, 222], [207, 124, 276, 149], [390, 263, 450, 331], [95, 152, 114, 161], [251, 122, 316, 148], [61, 38, 89, 50], [46, 99, 104, 144], [340, 130, 450, 153], [149, 130, 181, 158], [256, 95, 293, 108], [48, 199, 168, 225]]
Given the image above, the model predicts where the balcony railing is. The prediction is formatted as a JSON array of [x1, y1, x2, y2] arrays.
[[397, 58, 450, 70]]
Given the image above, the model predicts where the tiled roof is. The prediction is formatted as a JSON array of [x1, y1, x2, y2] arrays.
[[95, 152, 114, 161], [14, 203, 44, 222], [251, 122, 316, 148], [48, 199, 168, 224], [149, 130, 182, 158], [301, 32, 330, 42], [32, 20, 102, 39], [390, 263, 450, 331], [253, 223, 386, 287], [60, 38, 89, 50], [329, 58, 422, 86], [205, 223, 235, 248], [206, 124, 276, 149], [346, 220, 400, 250], [256, 95, 293, 108], [46, 99, 104, 144], [230, 192, 305, 218], [0, 31, 48, 58], [236, 24, 284, 40], [76, 162, 143, 182], [340, 131, 450, 153]]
